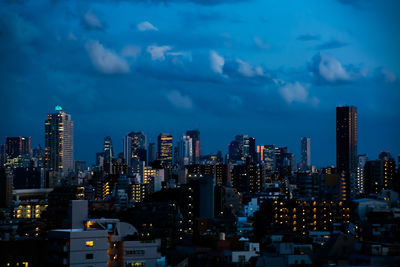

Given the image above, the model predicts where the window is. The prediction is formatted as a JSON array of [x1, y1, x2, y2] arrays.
[[86, 241, 94, 247], [126, 250, 145, 256], [86, 253, 94, 260]]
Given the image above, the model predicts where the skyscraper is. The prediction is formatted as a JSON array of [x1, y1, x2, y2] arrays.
[[103, 136, 113, 174], [186, 130, 200, 164], [157, 133, 173, 166], [5, 136, 31, 158], [300, 137, 311, 170], [178, 135, 193, 166], [148, 143, 156, 164], [123, 132, 147, 167], [336, 106, 357, 201], [44, 106, 74, 173], [248, 137, 256, 162]]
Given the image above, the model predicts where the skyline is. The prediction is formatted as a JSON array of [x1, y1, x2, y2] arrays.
[[0, 0, 399, 166], [2, 104, 399, 168]]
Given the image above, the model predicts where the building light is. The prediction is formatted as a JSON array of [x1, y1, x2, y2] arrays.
[[86, 240, 94, 247]]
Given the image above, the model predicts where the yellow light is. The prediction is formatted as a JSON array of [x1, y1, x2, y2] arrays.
[[86, 240, 94, 247]]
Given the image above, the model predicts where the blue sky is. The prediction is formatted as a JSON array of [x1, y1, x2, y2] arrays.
[[0, 0, 399, 166]]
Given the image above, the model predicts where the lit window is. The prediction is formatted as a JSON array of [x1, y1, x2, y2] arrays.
[[86, 241, 94, 247]]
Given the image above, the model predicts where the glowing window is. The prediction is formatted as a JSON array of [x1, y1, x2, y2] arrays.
[[86, 241, 94, 247]]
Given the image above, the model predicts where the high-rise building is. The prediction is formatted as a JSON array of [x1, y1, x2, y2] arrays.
[[257, 145, 276, 171], [157, 133, 173, 166], [148, 143, 156, 164], [178, 135, 193, 166], [103, 136, 113, 174], [186, 130, 200, 164], [248, 137, 256, 162], [5, 136, 31, 158], [356, 154, 368, 195], [123, 132, 147, 167], [229, 140, 242, 163], [336, 106, 357, 201], [301, 137, 311, 170], [44, 106, 74, 173]]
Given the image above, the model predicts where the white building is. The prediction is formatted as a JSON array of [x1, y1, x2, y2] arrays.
[[47, 229, 109, 267]]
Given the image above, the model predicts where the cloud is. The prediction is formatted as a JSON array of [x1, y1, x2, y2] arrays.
[[137, 21, 158, 31], [121, 45, 141, 58], [375, 67, 397, 83], [309, 53, 351, 83], [236, 59, 265, 78], [253, 36, 270, 50], [316, 39, 348, 50], [167, 51, 192, 61], [146, 45, 172, 61], [166, 90, 193, 109], [279, 82, 309, 104], [210, 50, 225, 74], [82, 11, 104, 30], [297, 34, 320, 41], [85, 40, 130, 74]]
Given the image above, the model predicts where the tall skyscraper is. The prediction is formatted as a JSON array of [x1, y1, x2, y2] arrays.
[[44, 106, 74, 173], [248, 137, 256, 162], [300, 137, 311, 170], [5, 136, 31, 158], [103, 136, 113, 174], [178, 135, 193, 166], [123, 132, 147, 167], [157, 133, 173, 166], [336, 106, 357, 201], [148, 143, 156, 164], [186, 130, 200, 164]]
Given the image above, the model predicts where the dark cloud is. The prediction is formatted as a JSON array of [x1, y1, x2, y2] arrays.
[[315, 39, 348, 50], [297, 34, 320, 41]]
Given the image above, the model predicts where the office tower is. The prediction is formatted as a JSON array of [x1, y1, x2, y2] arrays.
[[186, 130, 200, 164], [103, 136, 113, 174], [157, 133, 173, 166], [5, 136, 31, 158], [301, 137, 311, 170], [242, 136, 250, 159], [148, 143, 156, 163], [248, 137, 256, 162], [336, 106, 357, 201], [229, 140, 242, 163], [44, 106, 74, 173], [257, 145, 276, 171], [356, 154, 368, 195], [178, 135, 193, 166], [103, 136, 113, 160], [123, 132, 147, 167]]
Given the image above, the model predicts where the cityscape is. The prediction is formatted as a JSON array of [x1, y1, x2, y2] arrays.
[[1, 0, 400, 266]]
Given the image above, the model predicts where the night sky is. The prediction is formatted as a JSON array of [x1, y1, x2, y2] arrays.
[[0, 0, 399, 167]]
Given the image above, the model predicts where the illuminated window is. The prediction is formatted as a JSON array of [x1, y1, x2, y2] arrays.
[[86, 241, 94, 247]]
